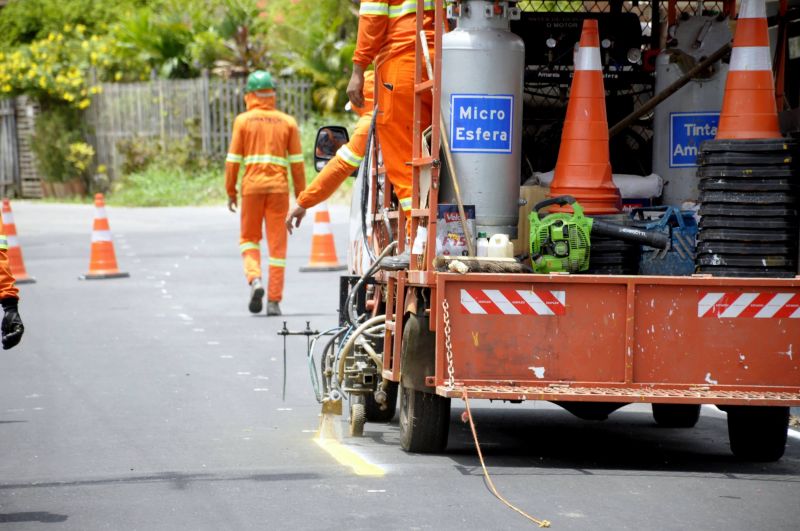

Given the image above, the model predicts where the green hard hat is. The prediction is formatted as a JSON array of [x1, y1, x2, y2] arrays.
[[245, 70, 274, 92]]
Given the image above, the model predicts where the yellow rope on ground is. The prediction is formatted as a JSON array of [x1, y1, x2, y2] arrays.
[[462, 390, 552, 528]]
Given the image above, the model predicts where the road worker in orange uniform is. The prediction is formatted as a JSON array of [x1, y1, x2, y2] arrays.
[[226, 71, 306, 316], [346, 0, 435, 224], [286, 72, 376, 232], [0, 220, 23, 350]]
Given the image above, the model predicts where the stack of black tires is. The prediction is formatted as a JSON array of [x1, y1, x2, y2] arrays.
[[695, 138, 799, 278]]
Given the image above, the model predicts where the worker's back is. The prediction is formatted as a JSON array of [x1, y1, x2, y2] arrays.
[[228, 94, 304, 196]]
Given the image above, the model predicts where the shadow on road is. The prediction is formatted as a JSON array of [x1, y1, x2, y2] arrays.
[[445, 407, 800, 479], [0, 512, 68, 523], [363, 406, 800, 479]]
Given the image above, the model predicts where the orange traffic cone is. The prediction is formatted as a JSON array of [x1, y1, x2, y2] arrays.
[[81, 193, 129, 280], [299, 203, 346, 272], [548, 19, 621, 214], [716, 0, 781, 140], [1, 198, 35, 284]]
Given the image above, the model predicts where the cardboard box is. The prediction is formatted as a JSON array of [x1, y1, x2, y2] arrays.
[[513, 185, 550, 256]]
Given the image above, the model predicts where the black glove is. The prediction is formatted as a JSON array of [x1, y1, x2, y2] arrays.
[[1, 297, 24, 350]]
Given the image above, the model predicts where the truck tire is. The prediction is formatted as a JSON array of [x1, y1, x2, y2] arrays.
[[727, 406, 789, 462], [652, 403, 701, 428], [365, 380, 398, 422], [400, 312, 436, 392], [399, 381, 450, 453]]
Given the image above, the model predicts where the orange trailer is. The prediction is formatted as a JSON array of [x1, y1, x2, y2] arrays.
[[330, 0, 800, 461]]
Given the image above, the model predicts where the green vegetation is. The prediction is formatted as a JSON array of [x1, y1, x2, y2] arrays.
[[107, 110, 358, 207], [0, 0, 361, 204], [108, 165, 225, 207]]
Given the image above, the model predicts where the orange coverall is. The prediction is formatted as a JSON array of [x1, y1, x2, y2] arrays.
[[353, 0, 435, 214], [296, 73, 375, 210], [0, 219, 18, 300], [226, 91, 305, 302]]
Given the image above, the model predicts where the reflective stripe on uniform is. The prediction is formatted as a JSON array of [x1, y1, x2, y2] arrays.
[[729, 46, 772, 71], [389, 0, 416, 18], [226, 153, 244, 163], [399, 197, 412, 211], [92, 230, 112, 242], [0, 236, 7, 250], [359, 1, 389, 16], [243, 154, 289, 167], [268, 257, 287, 267], [240, 242, 260, 253], [337, 145, 363, 167], [288, 153, 304, 164]]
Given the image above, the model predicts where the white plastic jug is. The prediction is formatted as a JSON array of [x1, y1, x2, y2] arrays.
[[487, 234, 513, 258]]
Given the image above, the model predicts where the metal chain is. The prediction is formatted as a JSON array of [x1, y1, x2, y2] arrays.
[[442, 299, 456, 389]]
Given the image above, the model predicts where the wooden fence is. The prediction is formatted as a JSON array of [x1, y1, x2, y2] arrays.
[[0, 99, 18, 197], [87, 74, 312, 178]]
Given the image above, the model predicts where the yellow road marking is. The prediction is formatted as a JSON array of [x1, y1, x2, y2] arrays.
[[314, 436, 385, 477]]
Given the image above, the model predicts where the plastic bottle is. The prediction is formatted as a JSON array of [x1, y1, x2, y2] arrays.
[[488, 234, 513, 258], [476, 232, 489, 257]]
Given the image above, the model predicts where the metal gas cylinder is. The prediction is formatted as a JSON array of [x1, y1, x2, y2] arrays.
[[652, 14, 731, 206], [440, 0, 525, 238]]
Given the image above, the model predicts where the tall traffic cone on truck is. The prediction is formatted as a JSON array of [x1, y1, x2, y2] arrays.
[[548, 19, 621, 214], [1, 199, 35, 284], [715, 0, 782, 140], [81, 193, 129, 280], [299, 203, 346, 272]]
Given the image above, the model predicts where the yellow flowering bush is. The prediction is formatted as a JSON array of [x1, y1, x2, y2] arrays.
[[0, 24, 146, 108], [66, 142, 95, 175]]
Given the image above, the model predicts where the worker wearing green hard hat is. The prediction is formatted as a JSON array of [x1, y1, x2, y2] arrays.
[[245, 70, 275, 93], [226, 69, 306, 316]]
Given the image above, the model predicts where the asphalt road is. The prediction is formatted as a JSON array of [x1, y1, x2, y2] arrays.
[[1, 202, 799, 531]]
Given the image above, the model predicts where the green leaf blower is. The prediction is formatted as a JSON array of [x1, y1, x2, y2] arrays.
[[529, 195, 669, 273]]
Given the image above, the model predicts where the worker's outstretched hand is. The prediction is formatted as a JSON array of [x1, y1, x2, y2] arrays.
[[1, 298, 23, 350], [347, 68, 365, 109], [227, 196, 238, 213], [285, 205, 306, 235]]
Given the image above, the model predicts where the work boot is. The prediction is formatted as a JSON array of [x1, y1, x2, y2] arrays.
[[249, 278, 265, 314], [266, 301, 281, 316]]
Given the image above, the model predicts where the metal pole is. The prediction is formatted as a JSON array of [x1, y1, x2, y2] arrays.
[[608, 42, 731, 138]]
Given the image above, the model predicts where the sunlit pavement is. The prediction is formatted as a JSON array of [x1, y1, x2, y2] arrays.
[[0, 202, 798, 531]]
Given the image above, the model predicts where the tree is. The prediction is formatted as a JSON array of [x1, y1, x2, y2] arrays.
[[266, 0, 358, 113]]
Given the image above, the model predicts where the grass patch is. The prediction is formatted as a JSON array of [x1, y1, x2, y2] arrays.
[[108, 165, 225, 207]]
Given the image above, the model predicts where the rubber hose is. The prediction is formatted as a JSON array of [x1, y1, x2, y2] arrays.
[[346, 241, 398, 326]]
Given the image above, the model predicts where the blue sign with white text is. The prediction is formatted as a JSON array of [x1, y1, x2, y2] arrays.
[[670, 112, 719, 167], [450, 94, 514, 154]]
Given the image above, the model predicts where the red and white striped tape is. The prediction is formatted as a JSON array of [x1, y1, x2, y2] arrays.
[[698, 292, 800, 318], [460, 289, 566, 316]]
